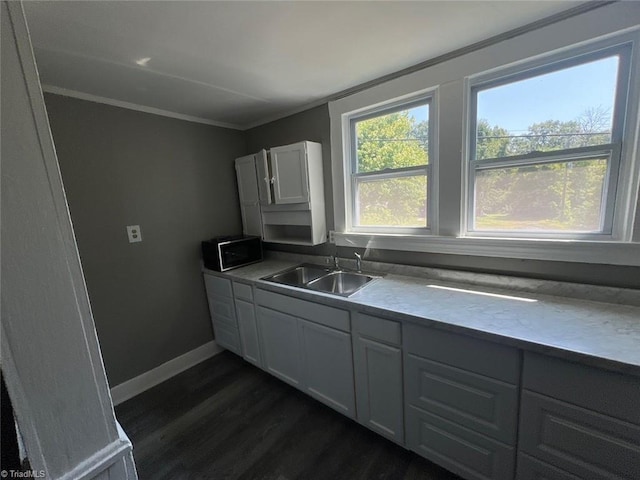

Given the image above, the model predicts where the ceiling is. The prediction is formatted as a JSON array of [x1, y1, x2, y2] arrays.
[[24, 1, 586, 130]]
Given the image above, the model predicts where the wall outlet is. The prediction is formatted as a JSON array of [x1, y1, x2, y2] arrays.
[[126, 225, 142, 243], [328, 230, 336, 244]]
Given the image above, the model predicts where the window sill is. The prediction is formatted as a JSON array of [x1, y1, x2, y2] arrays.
[[333, 232, 640, 266]]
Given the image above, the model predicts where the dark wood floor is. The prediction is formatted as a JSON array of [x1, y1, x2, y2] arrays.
[[116, 351, 463, 480]]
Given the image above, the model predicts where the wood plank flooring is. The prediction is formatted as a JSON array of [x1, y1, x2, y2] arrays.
[[116, 351, 463, 480]]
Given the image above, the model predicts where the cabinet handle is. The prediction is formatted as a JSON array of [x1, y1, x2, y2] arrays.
[[270, 176, 276, 185]]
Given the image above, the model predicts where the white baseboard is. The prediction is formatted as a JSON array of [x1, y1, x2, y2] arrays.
[[110, 341, 224, 406]]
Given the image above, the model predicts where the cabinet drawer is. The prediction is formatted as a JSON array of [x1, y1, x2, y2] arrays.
[[233, 281, 253, 302], [523, 352, 640, 423], [204, 274, 233, 298], [516, 453, 582, 480], [213, 322, 241, 355], [404, 324, 520, 383], [406, 405, 515, 480], [255, 289, 349, 332], [406, 353, 518, 444], [208, 295, 236, 326], [519, 391, 640, 480], [354, 313, 401, 345]]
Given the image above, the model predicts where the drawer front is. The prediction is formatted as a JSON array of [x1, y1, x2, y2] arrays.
[[353, 313, 401, 345], [519, 391, 640, 480], [406, 354, 518, 444], [255, 289, 350, 332], [406, 405, 515, 480], [517, 453, 582, 480], [523, 352, 640, 424], [233, 281, 253, 302], [208, 295, 237, 327], [404, 324, 520, 383], [213, 322, 241, 355], [204, 274, 233, 298]]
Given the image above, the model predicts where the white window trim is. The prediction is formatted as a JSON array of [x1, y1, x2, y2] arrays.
[[344, 91, 438, 236], [329, 5, 640, 266], [463, 35, 638, 243]]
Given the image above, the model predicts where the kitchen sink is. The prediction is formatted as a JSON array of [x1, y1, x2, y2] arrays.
[[262, 264, 381, 297], [267, 264, 330, 286], [306, 271, 375, 296]]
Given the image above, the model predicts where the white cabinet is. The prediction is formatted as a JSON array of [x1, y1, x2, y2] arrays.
[[256, 306, 302, 387], [203, 274, 241, 355], [353, 313, 404, 444], [235, 141, 326, 245], [255, 289, 355, 417], [299, 319, 355, 417], [404, 324, 520, 480], [235, 152, 264, 237], [269, 143, 310, 204]]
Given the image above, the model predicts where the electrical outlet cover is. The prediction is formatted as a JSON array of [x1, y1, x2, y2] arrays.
[[126, 225, 142, 243]]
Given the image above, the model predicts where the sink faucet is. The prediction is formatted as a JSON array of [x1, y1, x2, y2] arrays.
[[331, 255, 340, 270], [354, 252, 362, 272]]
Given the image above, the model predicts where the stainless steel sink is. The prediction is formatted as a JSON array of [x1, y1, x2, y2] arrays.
[[306, 271, 375, 296], [262, 264, 380, 297], [264, 264, 330, 286]]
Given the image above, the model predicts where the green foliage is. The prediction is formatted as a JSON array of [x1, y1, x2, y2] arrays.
[[353, 105, 610, 231], [355, 111, 428, 226], [474, 107, 610, 231]]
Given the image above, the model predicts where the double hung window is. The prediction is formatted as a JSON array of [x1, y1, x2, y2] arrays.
[[468, 45, 632, 239], [349, 98, 433, 234]]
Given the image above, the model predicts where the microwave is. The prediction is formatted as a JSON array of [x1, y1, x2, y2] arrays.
[[202, 235, 263, 272]]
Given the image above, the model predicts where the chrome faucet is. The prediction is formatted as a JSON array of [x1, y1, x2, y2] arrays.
[[331, 255, 340, 270], [354, 252, 362, 272]]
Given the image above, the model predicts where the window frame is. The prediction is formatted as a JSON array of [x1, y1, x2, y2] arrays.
[[465, 42, 634, 241], [345, 93, 437, 235]]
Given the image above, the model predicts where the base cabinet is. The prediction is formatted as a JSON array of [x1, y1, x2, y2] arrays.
[[256, 306, 302, 387], [203, 275, 241, 355], [255, 289, 355, 416]]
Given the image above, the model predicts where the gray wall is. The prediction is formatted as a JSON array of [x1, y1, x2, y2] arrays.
[[45, 93, 246, 385], [245, 105, 640, 289]]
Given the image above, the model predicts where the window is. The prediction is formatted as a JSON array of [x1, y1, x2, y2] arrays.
[[348, 98, 433, 234], [468, 45, 631, 239]]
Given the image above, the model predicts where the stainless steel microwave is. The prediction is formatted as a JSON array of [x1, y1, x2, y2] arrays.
[[201, 235, 263, 272]]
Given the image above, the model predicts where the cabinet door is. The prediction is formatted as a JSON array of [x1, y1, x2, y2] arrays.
[[354, 336, 404, 443], [235, 155, 262, 236], [255, 149, 272, 205], [270, 143, 309, 204], [235, 155, 260, 205], [299, 318, 355, 418], [256, 306, 302, 388], [235, 299, 261, 367]]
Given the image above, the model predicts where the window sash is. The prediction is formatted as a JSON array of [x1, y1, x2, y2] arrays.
[[466, 147, 619, 239], [348, 96, 433, 234], [352, 166, 430, 233], [469, 43, 632, 162]]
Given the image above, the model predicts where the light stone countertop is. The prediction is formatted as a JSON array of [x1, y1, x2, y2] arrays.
[[204, 259, 640, 376]]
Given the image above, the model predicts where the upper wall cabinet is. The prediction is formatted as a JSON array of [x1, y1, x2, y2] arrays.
[[235, 141, 326, 246]]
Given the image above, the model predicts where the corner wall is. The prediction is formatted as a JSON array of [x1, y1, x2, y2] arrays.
[[45, 93, 246, 385]]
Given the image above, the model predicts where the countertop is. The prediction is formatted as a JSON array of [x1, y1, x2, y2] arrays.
[[203, 259, 640, 376]]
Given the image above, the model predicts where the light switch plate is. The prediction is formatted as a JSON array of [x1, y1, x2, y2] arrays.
[[328, 230, 336, 244], [126, 225, 142, 243]]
